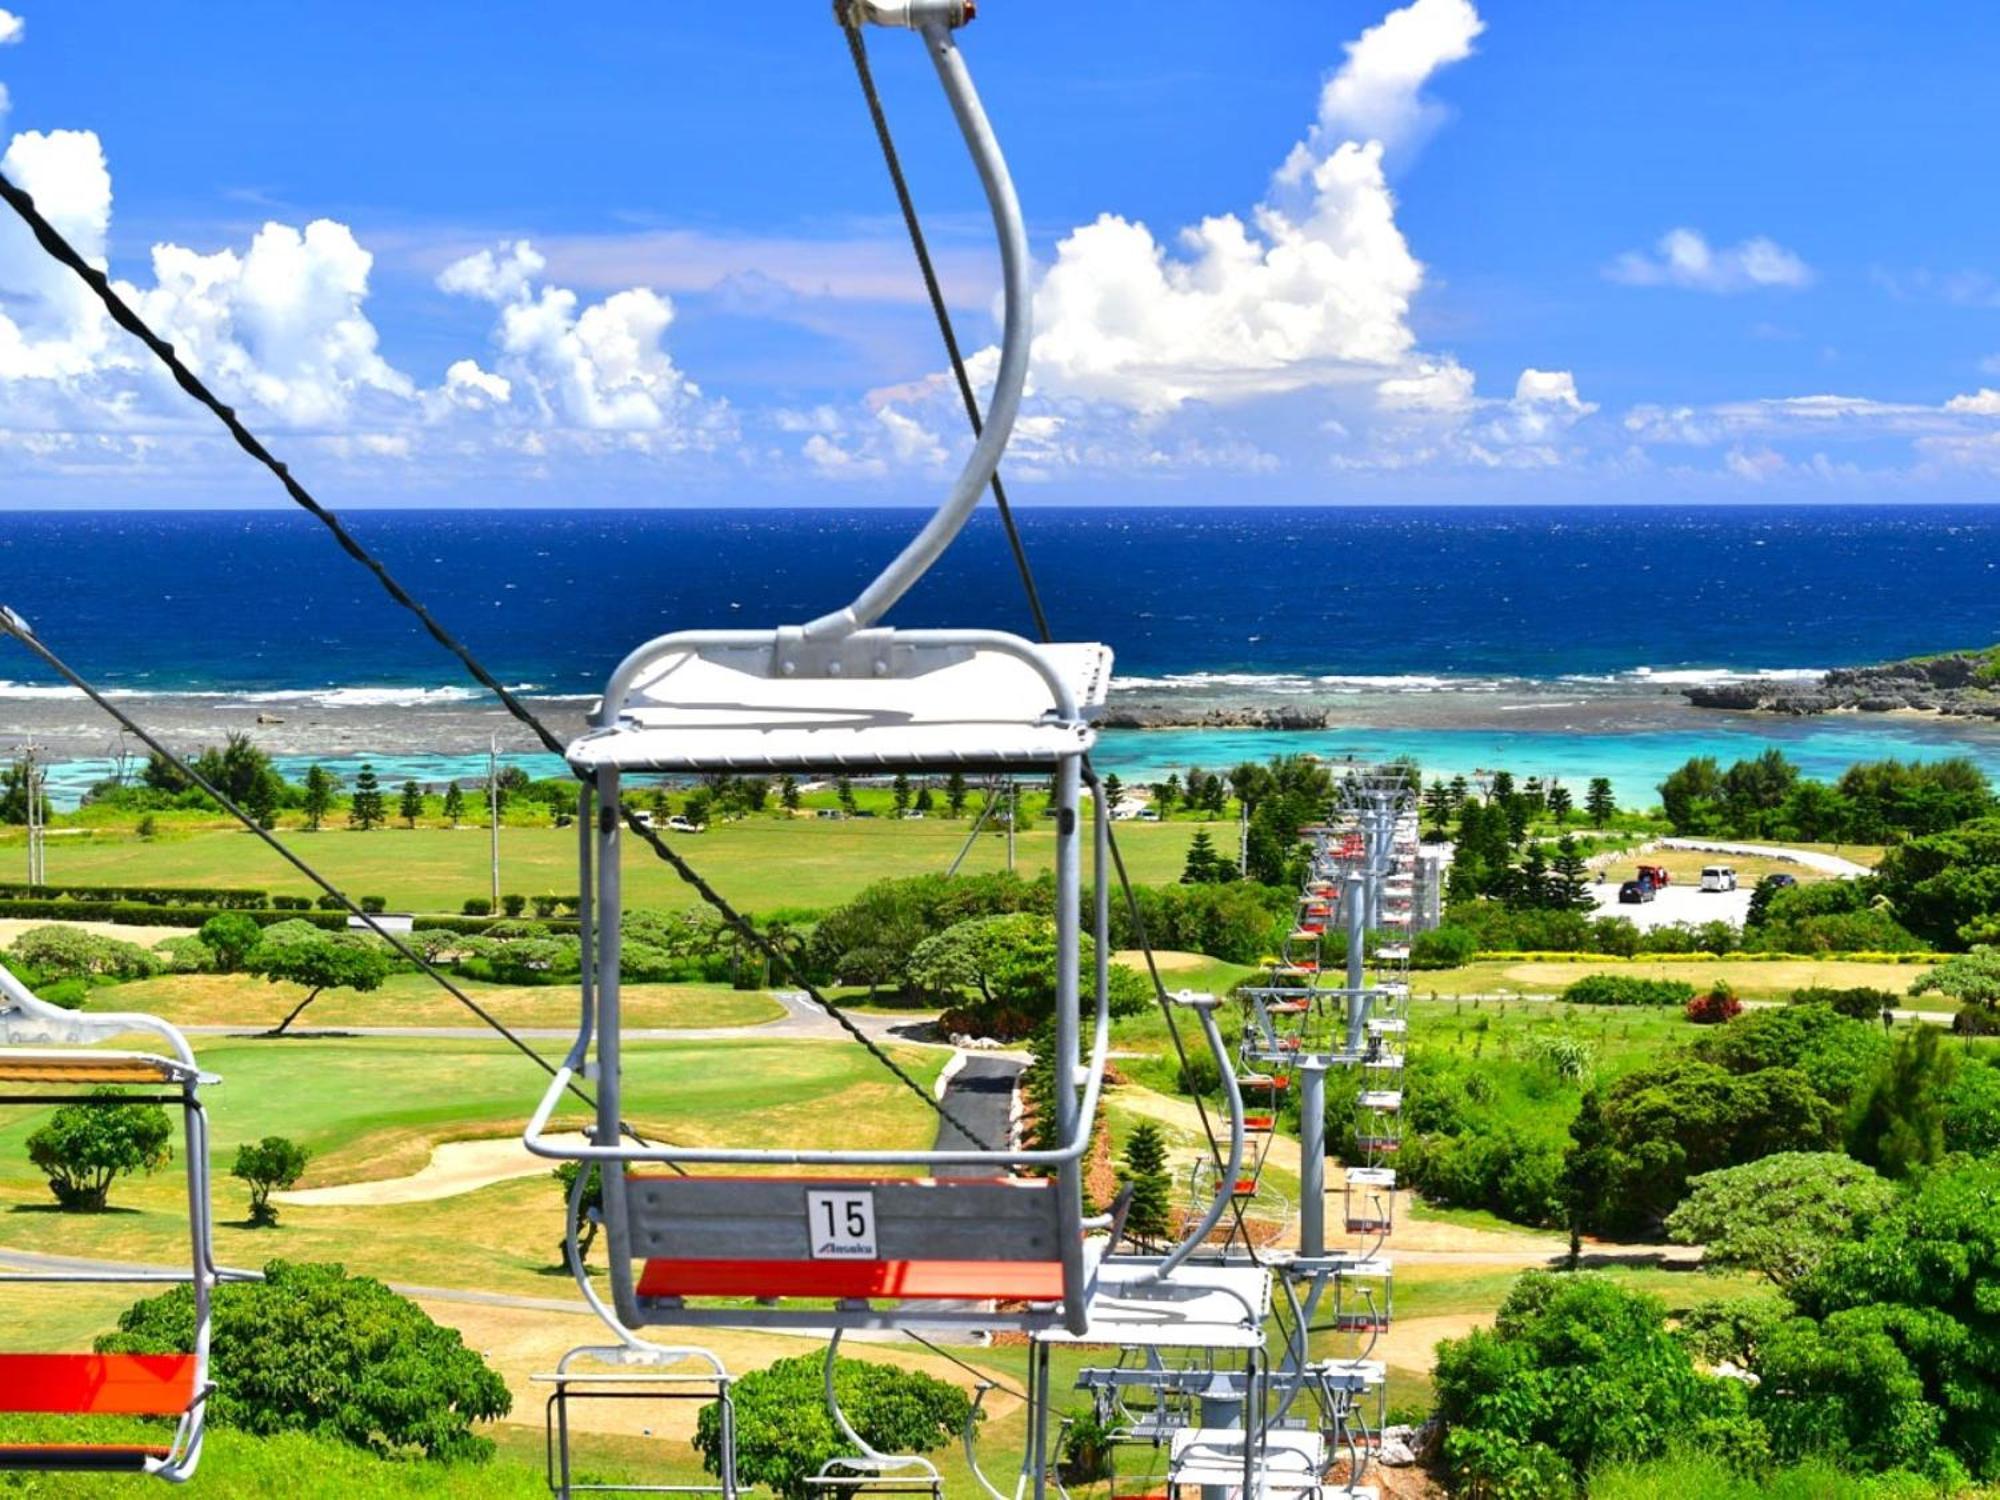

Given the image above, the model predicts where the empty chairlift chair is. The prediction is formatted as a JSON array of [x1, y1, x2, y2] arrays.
[[0, 964, 215, 1482], [524, 0, 1115, 1348]]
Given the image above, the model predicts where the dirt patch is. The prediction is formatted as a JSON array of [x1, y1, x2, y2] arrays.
[[419, 1299, 1022, 1442], [1371, 1312, 1491, 1372], [277, 1132, 593, 1207], [1112, 949, 1211, 973]]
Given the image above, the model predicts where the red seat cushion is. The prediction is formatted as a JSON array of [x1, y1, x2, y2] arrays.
[[0, 1355, 197, 1416], [637, 1258, 1065, 1302]]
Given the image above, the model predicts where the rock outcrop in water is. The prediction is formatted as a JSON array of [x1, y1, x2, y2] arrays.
[[1097, 703, 1336, 730], [1683, 650, 2000, 718]]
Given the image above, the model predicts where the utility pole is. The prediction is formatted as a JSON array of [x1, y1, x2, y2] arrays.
[[487, 733, 501, 912]]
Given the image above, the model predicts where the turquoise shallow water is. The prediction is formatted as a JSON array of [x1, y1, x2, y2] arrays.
[[37, 715, 2000, 810]]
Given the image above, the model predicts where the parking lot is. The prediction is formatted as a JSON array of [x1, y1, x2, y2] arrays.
[[1587, 873, 1752, 931]]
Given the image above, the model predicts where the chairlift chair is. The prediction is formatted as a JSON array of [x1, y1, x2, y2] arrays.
[[0, 964, 216, 1482]]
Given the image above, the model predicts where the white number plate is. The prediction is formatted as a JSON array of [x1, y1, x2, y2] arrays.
[[806, 1190, 879, 1260]]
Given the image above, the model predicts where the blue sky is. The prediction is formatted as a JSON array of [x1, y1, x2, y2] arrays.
[[0, 0, 1997, 506]]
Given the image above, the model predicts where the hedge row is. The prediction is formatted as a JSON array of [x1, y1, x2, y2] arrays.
[[0, 899, 346, 931], [0, 880, 271, 909], [1477, 948, 1942, 965], [1561, 973, 1698, 1007]]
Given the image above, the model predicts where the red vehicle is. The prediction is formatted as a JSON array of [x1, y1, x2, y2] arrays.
[[1635, 863, 1672, 888]]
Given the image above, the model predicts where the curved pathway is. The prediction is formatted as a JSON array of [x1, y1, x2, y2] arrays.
[[1656, 837, 1872, 879]]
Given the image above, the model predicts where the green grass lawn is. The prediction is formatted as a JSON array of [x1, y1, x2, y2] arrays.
[[1412, 955, 1945, 1005], [4, 815, 1222, 915], [0, 1033, 948, 1297], [96, 971, 785, 1031]]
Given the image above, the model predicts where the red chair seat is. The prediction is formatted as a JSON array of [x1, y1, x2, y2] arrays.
[[637, 1258, 1065, 1302], [0, 1355, 197, 1416]]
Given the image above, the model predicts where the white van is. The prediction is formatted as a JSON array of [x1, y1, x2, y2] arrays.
[[1700, 864, 1738, 892]]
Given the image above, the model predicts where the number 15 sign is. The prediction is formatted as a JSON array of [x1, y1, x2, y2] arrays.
[[806, 1189, 879, 1260]]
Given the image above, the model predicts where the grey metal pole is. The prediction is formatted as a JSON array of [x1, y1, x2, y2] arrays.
[[1198, 1371, 1243, 1500], [593, 769, 639, 1323], [1298, 1060, 1327, 1258], [487, 732, 501, 913], [1006, 781, 1016, 872], [1344, 867, 1368, 1054]]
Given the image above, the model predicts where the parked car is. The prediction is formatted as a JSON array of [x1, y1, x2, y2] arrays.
[[1700, 864, 1738, 892], [1618, 879, 1657, 904], [1764, 872, 1798, 891], [666, 815, 702, 833], [1635, 863, 1672, 888]]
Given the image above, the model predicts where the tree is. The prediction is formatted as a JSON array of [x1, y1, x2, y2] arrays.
[[695, 1353, 971, 1500], [26, 1090, 173, 1210], [199, 912, 264, 973], [1152, 774, 1181, 819], [399, 780, 423, 827], [835, 776, 857, 816], [243, 772, 278, 829], [779, 774, 801, 812], [1659, 756, 1724, 834], [349, 764, 385, 830], [1180, 829, 1229, 885], [1422, 777, 1453, 834], [913, 786, 933, 813], [249, 922, 392, 1034], [1120, 1121, 1173, 1245], [1664, 1153, 1894, 1290], [553, 1162, 603, 1263], [1101, 773, 1125, 816], [233, 1136, 310, 1227], [944, 770, 968, 817], [442, 780, 465, 826], [1872, 816, 2000, 948], [682, 788, 713, 828], [302, 764, 335, 831], [6, 924, 158, 983], [1847, 1023, 1957, 1179], [891, 772, 912, 815], [1911, 946, 2000, 1014], [1545, 781, 1573, 826], [102, 1259, 510, 1460], [1585, 777, 1616, 827], [1549, 835, 1593, 911], [1432, 1270, 1755, 1493]]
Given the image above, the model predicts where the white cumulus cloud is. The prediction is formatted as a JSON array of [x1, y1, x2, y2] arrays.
[[0, 11, 23, 45], [1607, 228, 1813, 293], [1945, 388, 2000, 416]]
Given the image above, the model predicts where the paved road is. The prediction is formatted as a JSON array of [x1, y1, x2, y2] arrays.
[[931, 1054, 1025, 1164], [1587, 878, 1751, 931]]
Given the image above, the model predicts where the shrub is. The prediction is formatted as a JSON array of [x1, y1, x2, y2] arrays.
[[501, 894, 527, 918], [200, 911, 265, 972], [462, 897, 493, 917], [693, 1353, 972, 1500], [1563, 973, 1697, 1007], [1411, 923, 1478, 969], [6, 924, 160, 983], [359, 895, 387, 915], [26, 1089, 174, 1210], [1686, 986, 1743, 1025], [315, 894, 344, 911], [272, 895, 312, 911], [1953, 1003, 2000, 1036], [530, 894, 559, 919], [233, 1136, 311, 1227], [1791, 985, 1898, 1021], [101, 1260, 511, 1460]]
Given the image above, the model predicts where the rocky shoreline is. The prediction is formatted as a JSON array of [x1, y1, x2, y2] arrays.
[[1684, 651, 2000, 719], [1097, 702, 1338, 730]]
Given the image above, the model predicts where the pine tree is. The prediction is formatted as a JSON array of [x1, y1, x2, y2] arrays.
[[1422, 778, 1452, 831], [1490, 770, 1516, 802], [780, 775, 801, 811], [303, 764, 335, 831], [1102, 774, 1125, 815], [399, 780, 423, 828], [443, 781, 465, 826], [1181, 829, 1226, 884], [1510, 841, 1552, 909], [350, 764, 385, 831], [1547, 782, 1573, 826], [1120, 1121, 1173, 1245], [1848, 1026, 1956, 1179], [1448, 774, 1470, 812], [1550, 834, 1593, 910], [1585, 777, 1617, 828], [914, 786, 934, 813], [945, 771, 968, 817], [244, 773, 278, 830], [892, 772, 912, 815], [835, 777, 857, 816]]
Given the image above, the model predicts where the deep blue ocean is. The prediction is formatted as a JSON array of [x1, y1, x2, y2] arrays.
[[7, 505, 2000, 805], [2, 505, 1998, 693]]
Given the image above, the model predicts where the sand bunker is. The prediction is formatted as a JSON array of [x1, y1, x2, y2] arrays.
[[276, 1131, 593, 1207]]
